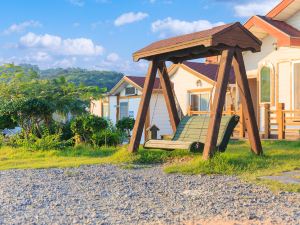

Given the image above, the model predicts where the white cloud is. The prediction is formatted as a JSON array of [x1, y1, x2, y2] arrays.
[[68, 0, 84, 7], [19, 32, 104, 56], [106, 53, 120, 62], [3, 20, 41, 35], [151, 17, 224, 37], [234, 0, 280, 17], [114, 12, 148, 26]]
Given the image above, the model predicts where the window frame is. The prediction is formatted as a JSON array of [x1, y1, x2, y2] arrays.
[[292, 61, 300, 110], [259, 65, 272, 104]]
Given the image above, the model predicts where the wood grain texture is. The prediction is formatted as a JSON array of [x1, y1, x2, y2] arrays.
[[158, 61, 180, 132], [128, 60, 159, 152], [202, 49, 235, 160], [233, 49, 263, 155]]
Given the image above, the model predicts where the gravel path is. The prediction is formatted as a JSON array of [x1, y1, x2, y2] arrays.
[[0, 165, 299, 225]]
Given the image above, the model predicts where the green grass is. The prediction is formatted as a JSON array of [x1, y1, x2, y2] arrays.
[[164, 140, 300, 192], [0, 144, 192, 170], [0, 140, 299, 192]]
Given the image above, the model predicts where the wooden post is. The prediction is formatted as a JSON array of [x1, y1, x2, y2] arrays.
[[277, 103, 285, 140], [158, 61, 180, 132], [264, 103, 270, 139], [128, 60, 159, 152], [232, 49, 263, 155], [203, 49, 235, 160], [239, 103, 245, 138]]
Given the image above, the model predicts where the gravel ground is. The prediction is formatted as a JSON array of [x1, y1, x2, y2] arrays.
[[0, 165, 299, 225]]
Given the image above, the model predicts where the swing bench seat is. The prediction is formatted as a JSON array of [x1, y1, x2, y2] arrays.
[[144, 115, 239, 152]]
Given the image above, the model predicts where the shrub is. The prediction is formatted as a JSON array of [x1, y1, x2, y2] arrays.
[[70, 115, 108, 144], [91, 130, 122, 147], [6, 133, 72, 150], [0, 115, 17, 130], [0, 134, 3, 148], [116, 117, 135, 135]]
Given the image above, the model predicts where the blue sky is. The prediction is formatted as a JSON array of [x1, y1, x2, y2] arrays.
[[0, 0, 279, 75]]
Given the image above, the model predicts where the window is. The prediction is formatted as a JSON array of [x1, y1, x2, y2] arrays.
[[294, 63, 300, 109], [190, 93, 210, 111], [260, 66, 271, 103], [120, 102, 129, 119], [125, 87, 136, 96], [102, 103, 109, 118]]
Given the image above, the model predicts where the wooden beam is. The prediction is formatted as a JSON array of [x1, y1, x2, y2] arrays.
[[158, 61, 180, 131], [202, 49, 235, 160], [128, 60, 159, 152], [232, 48, 263, 155]]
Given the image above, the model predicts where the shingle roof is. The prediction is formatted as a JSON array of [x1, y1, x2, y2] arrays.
[[258, 16, 300, 37], [133, 22, 261, 61], [182, 61, 236, 84], [125, 76, 161, 89]]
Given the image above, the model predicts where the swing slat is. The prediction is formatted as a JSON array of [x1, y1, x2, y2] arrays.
[[144, 115, 239, 152]]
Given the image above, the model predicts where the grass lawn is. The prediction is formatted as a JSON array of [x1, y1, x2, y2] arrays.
[[0, 140, 299, 192]]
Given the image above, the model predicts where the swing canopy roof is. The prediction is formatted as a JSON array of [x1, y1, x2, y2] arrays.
[[133, 22, 262, 62]]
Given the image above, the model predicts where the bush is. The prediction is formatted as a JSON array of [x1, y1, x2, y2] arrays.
[[70, 115, 108, 144], [91, 130, 122, 147], [116, 117, 135, 135], [0, 115, 17, 130], [0, 134, 3, 148], [6, 133, 72, 150]]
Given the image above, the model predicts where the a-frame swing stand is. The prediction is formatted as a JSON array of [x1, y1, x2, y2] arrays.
[[128, 22, 263, 159]]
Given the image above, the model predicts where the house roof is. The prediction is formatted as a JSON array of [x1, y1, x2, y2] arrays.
[[266, 0, 300, 21], [244, 15, 300, 46], [125, 76, 161, 89], [133, 22, 261, 62], [258, 16, 300, 37], [109, 75, 162, 95], [181, 61, 236, 84]]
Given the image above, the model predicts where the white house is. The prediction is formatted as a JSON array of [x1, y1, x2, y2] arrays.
[[241, 0, 300, 138], [90, 75, 173, 142], [168, 61, 237, 116]]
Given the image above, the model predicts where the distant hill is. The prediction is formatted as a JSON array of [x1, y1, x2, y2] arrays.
[[20, 64, 124, 91]]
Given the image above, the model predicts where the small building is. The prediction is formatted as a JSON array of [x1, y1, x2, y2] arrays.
[[169, 61, 237, 116], [90, 75, 173, 142]]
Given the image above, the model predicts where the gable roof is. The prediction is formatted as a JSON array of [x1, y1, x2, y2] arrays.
[[182, 61, 236, 84], [133, 22, 261, 62], [180, 61, 236, 85], [109, 75, 161, 95], [266, 0, 300, 21], [244, 15, 300, 46], [125, 76, 161, 89]]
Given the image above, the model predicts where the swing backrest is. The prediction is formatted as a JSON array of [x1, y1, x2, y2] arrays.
[[172, 115, 239, 146]]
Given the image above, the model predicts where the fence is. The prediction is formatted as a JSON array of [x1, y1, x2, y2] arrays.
[[187, 103, 300, 140]]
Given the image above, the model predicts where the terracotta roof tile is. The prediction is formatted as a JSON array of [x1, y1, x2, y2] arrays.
[[182, 61, 236, 84]]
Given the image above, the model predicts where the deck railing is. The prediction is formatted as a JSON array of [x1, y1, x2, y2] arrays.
[[187, 103, 300, 140]]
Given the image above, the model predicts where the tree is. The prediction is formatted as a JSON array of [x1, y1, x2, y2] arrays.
[[0, 64, 104, 137], [116, 117, 135, 137]]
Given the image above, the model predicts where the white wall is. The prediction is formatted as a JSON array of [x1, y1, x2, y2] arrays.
[[109, 96, 117, 125], [170, 66, 213, 114], [90, 100, 102, 117], [149, 93, 173, 137]]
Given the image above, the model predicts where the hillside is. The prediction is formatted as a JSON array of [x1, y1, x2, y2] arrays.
[[20, 64, 124, 91]]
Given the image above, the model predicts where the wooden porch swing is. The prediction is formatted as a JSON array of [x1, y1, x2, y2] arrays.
[[128, 22, 263, 160]]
